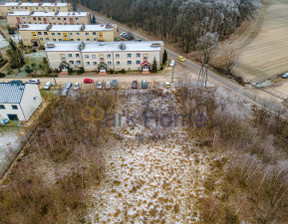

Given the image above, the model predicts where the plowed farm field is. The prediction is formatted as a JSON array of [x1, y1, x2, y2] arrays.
[[233, 0, 288, 82]]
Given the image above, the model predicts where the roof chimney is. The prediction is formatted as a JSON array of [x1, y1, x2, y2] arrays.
[[47, 24, 52, 31], [120, 43, 126, 50], [79, 42, 85, 51]]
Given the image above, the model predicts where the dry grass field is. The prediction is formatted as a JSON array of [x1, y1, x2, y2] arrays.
[[233, 0, 288, 82]]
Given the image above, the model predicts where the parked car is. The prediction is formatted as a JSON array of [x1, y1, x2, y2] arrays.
[[120, 32, 127, 37], [61, 88, 69, 96], [141, 80, 148, 89], [43, 82, 52, 90], [282, 73, 288, 79], [105, 81, 111, 89], [123, 34, 130, 39], [132, 80, 138, 89], [73, 82, 80, 91], [127, 35, 134, 40], [26, 79, 40, 84], [9, 80, 22, 84], [97, 81, 102, 89], [112, 79, 118, 88], [169, 60, 175, 67], [136, 39, 142, 42], [178, 56, 186, 62], [64, 82, 72, 89], [84, 78, 94, 84], [164, 82, 171, 89]]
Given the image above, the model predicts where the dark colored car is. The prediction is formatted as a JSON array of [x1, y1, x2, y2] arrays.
[[9, 80, 22, 84], [112, 79, 118, 88], [132, 80, 137, 89], [127, 35, 134, 40], [282, 73, 288, 79]]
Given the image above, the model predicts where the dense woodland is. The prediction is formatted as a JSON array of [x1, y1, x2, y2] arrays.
[[75, 0, 261, 52]]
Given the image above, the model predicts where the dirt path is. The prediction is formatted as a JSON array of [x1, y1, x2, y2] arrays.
[[233, 0, 288, 82]]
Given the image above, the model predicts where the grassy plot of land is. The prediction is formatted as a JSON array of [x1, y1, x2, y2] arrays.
[[233, 0, 288, 82], [1, 50, 48, 78], [0, 121, 20, 134]]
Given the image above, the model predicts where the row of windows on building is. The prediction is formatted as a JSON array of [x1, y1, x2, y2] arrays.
[[67, 53, 143, 59], [32, 32, 103, 37], [68, 60, 142, 66], [9, 6, 60, 10], [19, 17, 80, 21], [0, 105, 18, 110], [30, 38, 101, 42], [21, 22, 81, 25], [51, 32, 102, 36]]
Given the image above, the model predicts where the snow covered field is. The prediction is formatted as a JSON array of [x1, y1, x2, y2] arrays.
[[87, 89, 218, 223]]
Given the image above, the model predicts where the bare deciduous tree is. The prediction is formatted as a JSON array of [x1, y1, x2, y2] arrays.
[[211, 41, 240, 73]]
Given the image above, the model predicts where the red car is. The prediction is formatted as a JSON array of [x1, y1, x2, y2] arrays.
[[84, 78, 94, 84]]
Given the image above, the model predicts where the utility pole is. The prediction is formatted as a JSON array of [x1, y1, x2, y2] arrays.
[[53, 75, 57, 86], [171, 65, 175, 84]]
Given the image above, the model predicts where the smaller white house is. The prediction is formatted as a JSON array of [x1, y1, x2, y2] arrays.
[[0, 83, 42, 121]]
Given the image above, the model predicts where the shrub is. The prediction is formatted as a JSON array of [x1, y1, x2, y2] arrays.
[[68, 68, 73, 74], [109, 69, 114, 74], [0, 72, 6, 78], [25, 65, 33, 74], [78, 67, 84, 74], [120, 69, 126, 74], [152, 57, 157, 73], [8, 29, 15, 35]]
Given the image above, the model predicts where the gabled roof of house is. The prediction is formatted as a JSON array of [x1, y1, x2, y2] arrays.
[[0, 83, 26, 103]]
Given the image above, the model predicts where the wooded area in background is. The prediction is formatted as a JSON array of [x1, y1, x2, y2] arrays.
[[72, 0, 261, 52]]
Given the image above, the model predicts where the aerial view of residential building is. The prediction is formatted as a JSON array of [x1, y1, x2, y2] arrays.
[[19, 23, 117, 47], [0, 83, 42, 121], [0, 2, 71, 17], [45, 41, 164, 74], [7, 11, 90, 28], [2, 1, 288, 223]]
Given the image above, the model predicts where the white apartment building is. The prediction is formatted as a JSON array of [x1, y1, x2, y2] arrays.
[[0, 83, 42, 121], [7, 11, 90, 28], [0, 2, 71, 17], [19, 23, 117, 47], [45, 41, 164, 74]]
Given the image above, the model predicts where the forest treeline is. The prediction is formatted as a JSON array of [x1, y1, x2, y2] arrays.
[[74, 0, 261, 52]]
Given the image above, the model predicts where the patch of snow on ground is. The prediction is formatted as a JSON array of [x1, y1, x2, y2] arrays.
[[87, 90, 213, 223], [0, 34, 9, 50], [88, 137, 210, 223], [0, 133, 21, 177]]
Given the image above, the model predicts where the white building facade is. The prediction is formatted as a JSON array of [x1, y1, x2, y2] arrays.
[[0, 83, 42, 121], [0, 2, 71, 17], [45, 41, 164, 74]]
